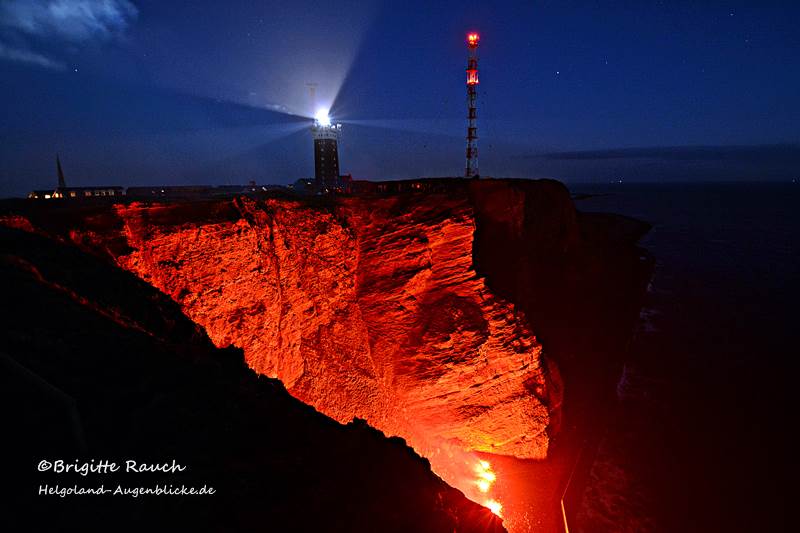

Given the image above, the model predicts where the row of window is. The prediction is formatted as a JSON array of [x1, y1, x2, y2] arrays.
[[42, 189, 121, 199]]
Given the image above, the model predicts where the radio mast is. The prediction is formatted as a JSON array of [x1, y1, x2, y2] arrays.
[[465, 32, 480, 178]]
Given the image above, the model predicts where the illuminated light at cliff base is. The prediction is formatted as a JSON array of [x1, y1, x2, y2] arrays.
[[474, 460, 502, 516], [485, 499, 503, 517], [421, 442, 506, 520], [475, 460, 497, 493], [438, 455, 504, 518]]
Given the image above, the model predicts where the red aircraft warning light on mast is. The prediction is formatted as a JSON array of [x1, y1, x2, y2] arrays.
[[465, 32, 480, 178]]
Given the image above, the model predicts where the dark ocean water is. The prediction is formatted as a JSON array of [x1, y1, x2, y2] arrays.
[[570, 183, 798, 532]]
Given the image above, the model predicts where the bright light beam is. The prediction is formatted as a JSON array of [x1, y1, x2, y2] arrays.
[[315, 109, 332, 126], [340, 118, 466, 139]]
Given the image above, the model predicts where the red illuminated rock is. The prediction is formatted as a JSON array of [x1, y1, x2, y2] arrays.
[[91, 188, 561, 460], [2, 177, 653, 532]]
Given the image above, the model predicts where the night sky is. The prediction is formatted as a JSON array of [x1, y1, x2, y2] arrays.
[[1, 0, 799, 197]]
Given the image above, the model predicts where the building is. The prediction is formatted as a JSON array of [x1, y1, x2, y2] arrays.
[[29, 186, 125, 200], [28, 155, 125, 200]]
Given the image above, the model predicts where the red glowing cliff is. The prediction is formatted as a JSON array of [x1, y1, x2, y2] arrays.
[[2, 177, 652, 531], [98, 190, 560, 461]]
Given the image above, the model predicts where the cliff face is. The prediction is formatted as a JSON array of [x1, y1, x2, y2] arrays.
[[2, 178, 653, 531], [1, 225, 505, 533], [6, 179, 646, 470], [90, 189, 560, 461]]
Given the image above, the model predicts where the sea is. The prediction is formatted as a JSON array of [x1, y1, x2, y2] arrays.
[[570, 182, 798, 532]]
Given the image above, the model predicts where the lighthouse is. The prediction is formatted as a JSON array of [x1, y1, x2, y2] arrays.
[[311, 110, 342, 192]]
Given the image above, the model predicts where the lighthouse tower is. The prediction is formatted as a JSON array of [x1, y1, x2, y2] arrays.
[[311, 111, 342, 191]]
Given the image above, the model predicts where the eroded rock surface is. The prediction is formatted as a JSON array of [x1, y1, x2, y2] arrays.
[[101, 189, 559, 460]]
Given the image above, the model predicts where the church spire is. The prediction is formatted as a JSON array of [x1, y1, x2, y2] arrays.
[[56, 154, 66, 189]]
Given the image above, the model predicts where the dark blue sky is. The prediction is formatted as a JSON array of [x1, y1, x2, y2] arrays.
[[1, 0, 799, 196]]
